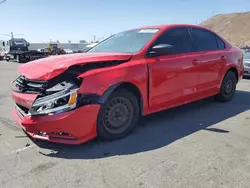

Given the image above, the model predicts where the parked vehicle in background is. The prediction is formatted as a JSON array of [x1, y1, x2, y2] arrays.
[[45, 43, 66, 55], [241, 46, 250, 52], [72, 49, 83, 53], [11, 24, 243, 144], [243, 51, 250, 77], [64, 49, 74, 54], [84, 42, 99, 52], [0, 51, 5, 60], [0, 38, 48, 63]]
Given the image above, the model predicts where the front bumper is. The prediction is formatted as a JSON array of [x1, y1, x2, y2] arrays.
[[12, 104, 100, 144]]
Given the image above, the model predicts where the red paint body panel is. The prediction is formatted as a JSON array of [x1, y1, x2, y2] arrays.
[[77, 58, 150, 114], [11, 92, 38, 109], [11, 24, 244, 144], [147, 53, 200, 108], [12, 104, 100, 144], [18, 52, 132, 80], [78, 58, 148, 98]]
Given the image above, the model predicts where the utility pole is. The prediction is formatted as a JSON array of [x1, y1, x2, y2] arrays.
[[0, 32, 23, 39]]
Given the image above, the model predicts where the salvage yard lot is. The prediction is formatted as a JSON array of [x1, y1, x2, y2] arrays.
[[1, 60, 250, 188]]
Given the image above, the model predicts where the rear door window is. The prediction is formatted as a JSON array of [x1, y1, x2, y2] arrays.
[[216, 36, 225, 49], [191, 27, 219, 51]]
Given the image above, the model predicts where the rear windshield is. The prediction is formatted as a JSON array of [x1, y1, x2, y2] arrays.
[[87, 28, 160, 54]]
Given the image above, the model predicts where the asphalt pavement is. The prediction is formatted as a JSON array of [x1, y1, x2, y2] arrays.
[[1, 60, 250, 188]]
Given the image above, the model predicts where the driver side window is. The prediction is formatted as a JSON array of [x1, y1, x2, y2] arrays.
[[153, 27, 193, 54]]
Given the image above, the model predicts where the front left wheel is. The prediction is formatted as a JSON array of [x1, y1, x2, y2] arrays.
[[97, 89, 140, 141]]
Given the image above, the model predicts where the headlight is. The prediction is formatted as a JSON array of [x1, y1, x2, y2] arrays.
[[29, 89, 78, 115]]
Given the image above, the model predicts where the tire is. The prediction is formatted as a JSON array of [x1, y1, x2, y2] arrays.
[[215, 70, 237, 102], [97, 89, 140, 141]]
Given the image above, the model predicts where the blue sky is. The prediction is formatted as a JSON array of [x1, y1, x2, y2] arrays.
[[1, 0, 250, 42]]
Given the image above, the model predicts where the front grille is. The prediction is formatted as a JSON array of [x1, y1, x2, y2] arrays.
[[14, 75, 48, 94]]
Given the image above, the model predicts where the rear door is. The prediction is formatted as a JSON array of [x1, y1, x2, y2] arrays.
[[189, 27, 227, 91], [147, 27, 200, 108]]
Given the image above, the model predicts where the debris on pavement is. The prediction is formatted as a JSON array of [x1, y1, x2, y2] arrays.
[[25, 143, 30, 147]]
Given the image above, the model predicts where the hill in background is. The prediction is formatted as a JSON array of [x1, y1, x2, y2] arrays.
[[200, 11, 250, 46]]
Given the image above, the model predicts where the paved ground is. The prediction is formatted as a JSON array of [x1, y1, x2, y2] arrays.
[[1, 60, 250, 188]]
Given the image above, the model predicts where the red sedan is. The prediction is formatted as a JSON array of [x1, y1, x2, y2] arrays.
[[11, 24, 244, 144]]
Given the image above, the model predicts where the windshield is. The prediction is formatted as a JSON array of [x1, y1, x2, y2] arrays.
[[243, 52, 250, 59], [87, 28, 160, 53], [10, 39, 28, 47], [9, 39, 28, 51]]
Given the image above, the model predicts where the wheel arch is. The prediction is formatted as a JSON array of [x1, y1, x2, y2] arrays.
[[98, 82, 144, 116], [220, 66, 239, 87], [216, 66, 238, 102], [226, 66, 239, 83]]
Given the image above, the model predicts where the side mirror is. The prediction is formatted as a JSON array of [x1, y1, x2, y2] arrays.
[[2, 42, 5, 46], [27, 42, 30, 46], [149, 44, 174, 57]]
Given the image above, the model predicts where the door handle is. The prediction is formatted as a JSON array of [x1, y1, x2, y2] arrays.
[[221, 56, 226, 60], [192, 59, 199, 65]]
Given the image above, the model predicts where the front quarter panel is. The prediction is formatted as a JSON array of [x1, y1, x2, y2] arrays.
[[77, 60, 148, 112]]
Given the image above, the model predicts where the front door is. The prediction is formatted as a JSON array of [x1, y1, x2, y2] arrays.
[[147, 27, 200, 109]]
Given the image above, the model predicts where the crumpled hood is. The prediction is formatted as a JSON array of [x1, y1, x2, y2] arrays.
[[18, 52, 132, 80]]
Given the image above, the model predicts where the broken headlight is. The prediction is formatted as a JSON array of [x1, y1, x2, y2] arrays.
[[29, 88, 79, 116]]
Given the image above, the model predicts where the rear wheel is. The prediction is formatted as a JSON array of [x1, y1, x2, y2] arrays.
[[97, 89, 139, 140], [215, 70, 237, 102]]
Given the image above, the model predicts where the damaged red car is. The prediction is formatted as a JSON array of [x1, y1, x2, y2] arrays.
[[11, 24, 244, 144]]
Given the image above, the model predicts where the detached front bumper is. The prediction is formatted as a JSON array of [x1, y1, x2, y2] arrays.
[[12, 104, 100, 144]]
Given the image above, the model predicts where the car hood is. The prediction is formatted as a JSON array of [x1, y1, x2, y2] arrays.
[[18, 52, 132, 80]]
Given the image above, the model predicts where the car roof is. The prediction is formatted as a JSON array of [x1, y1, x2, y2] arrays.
[[135, 24, 210, 30]]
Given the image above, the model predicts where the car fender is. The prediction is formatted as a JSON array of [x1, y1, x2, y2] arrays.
[[96, 82, 122, 104], [77, 63, 149, 114], [219, 64, 240, 87]]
